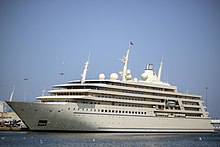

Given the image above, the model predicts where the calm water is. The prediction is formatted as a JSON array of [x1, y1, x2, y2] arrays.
[[0, 131, 220, 147]]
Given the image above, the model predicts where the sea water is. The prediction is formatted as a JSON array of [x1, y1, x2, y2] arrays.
[[0, 131, 220, 147]]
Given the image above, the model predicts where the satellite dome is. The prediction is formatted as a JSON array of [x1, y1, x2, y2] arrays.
[[141, 73, 148, 81], [126, 69, 131, 75], [126, 74, 132, 80], [110, 73, 118, 80], [99, 73, 105, 80]]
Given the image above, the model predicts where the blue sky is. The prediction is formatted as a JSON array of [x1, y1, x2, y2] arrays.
[[0, 0, 220, 118]]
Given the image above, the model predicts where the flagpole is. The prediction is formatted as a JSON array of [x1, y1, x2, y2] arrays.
[[129, 41, 130, 50]]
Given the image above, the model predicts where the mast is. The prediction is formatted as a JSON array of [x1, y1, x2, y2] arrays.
[[9, 85, 15, 102], [81, 53, 90, 84], [121, 41, 132, 81], [42, 88, 46, 96], [158, 55, 163, 81]]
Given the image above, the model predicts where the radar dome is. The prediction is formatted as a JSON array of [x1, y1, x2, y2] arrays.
[[141, 73, 148, 81], [134, 78, 138, 82], [110, 73, 118, 80], [126, 69, 131, 75], [99, 73, 105, 80], [126, 74, 132, 80]]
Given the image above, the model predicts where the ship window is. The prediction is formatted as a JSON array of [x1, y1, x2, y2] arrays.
[[101, 110, 104, 112], [119, 111, 121, 113], [34, 109, 37, 111], [112, 110, 114, 113], [109, 110, 111, 113], [38, 120, 47, 126], [116, 110, 118, 113], [105, 110, 107, 112], [68, 108, 70, 110]]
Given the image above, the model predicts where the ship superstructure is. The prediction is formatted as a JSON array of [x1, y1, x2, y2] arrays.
[[7, 42, 214, 132]]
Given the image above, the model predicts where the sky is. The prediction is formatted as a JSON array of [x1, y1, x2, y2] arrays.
[[0, 0, 220, 118]]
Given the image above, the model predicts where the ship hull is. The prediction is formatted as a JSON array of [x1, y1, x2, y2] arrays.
[[7, 101, 214, 133]]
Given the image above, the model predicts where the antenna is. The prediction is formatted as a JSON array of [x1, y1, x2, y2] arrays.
[[158, 55, 163, 81], [81, 53, 90, 84], [9, 85, 15, 102], [42, 88, 46, 96], [121, 41, 133, 81]]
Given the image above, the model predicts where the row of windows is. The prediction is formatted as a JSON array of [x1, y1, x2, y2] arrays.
[[71, 107, 149, 115], [107, 82, 174, 92], [184, 107, 201, 111], [182, 101, 199, 106], [96, 95, 162, 103], [51, 93, 87, 96], [155, 112, 202, 118], [186, 114, 202, 117], [31, 107, 151, 116], [41, 100, 148, 109]]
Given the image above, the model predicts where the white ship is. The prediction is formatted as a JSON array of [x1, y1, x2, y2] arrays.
[[7, 42, 214, 132]]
